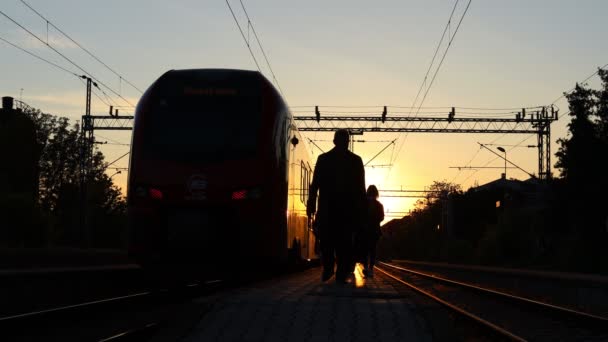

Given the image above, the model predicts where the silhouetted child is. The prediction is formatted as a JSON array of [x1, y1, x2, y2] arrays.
[[361, 185, 384, 277]]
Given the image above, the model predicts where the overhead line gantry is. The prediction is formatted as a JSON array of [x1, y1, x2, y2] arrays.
[[294, 106, 558, 181], [75, 105, 559, 181]]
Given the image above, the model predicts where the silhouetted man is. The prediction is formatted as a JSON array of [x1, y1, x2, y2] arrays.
[[307, 129, 366, 283]]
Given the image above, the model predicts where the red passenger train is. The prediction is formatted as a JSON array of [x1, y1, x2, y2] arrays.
[[127, 69, 317, 276]]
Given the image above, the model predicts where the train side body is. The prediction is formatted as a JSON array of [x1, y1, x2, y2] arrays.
[[127, 69, 316, 276]]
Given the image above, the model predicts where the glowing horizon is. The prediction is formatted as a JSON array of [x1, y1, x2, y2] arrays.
[[2, 0, 607, 223]]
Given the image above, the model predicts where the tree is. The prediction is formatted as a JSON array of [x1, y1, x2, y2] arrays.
[[380, 180, 463, 261], [18, 105, 127, 247], [555, 68, 608, 236], [555, 83, 598, 183]]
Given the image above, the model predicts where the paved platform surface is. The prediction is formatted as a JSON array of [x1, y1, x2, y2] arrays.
[[182, 264, 433, 342]]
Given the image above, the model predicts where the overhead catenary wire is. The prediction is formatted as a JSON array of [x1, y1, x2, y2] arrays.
[[364, 139, 397, 166], [550, 62, 608, 105], [19, 0, 143, 94], [459, 134, 535, 185], [106, 151, 130, 168], [225, 0, 262, 73], [450, 146, 481, 184], [387, 0, 473, 182], [494, 62, 607, 149], [0, 34, 79, 77], [237, 0, 285, 97], [96, 134, 131, 146], [388, 0, 462, 166], [0, 9, 135, 108], [409, 0, 461, 119], [0, 35, 119, 111], [454, 60, 607, 187], [413, 0, 472, 118]]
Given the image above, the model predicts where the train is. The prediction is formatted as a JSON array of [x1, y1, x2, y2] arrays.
[[127, 68, 318, 277]]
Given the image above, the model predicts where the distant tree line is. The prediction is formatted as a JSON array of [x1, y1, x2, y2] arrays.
[[0, 104, 127, 249], [378, 68, 608, 274]]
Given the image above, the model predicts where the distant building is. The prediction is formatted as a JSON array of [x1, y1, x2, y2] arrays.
[[0, 96, 40, 199], [445, 176, 549, 243], [470, 176, 548, 213]]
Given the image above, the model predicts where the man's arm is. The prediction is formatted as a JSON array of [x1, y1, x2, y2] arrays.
[[357, 156, 366, 195], [307, 156, 322, 216], [356, 155, 367, 215]]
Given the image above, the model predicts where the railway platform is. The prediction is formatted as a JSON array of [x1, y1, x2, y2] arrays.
[[179, 265, 433, 342]]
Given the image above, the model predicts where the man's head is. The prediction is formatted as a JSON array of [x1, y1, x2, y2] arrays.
[[333, 129, 350, 150]]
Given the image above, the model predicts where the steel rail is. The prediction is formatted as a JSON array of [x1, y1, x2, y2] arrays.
[[375, 264, 526, 341], [0, 279, 223, 322], [98, 322, 160, 342], [378, 261, 608, 324], [0, 291, 151, 322]]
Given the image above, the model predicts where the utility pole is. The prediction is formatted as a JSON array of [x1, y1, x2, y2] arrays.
[[80, 75, 96, 248]]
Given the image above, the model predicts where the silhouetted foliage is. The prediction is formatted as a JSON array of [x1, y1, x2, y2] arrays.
[[377, 180, 468, 262], [555, 68, 608, 237], [1, 106, 127, 248], [380, 68, 608, 275]]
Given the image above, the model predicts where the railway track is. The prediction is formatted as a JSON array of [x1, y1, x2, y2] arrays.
[[391, 259, 608, 318], [376, 261, 608, 341], [1, 260, 317, 341], [1, 279, 224, 341]]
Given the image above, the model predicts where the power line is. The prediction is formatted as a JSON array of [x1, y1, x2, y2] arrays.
[[19, 0, 143, 94], [412, 0, 473, 120], [457, 61, 607, 185], [96, 133, 130, 145], [390, 0, 462, 163], [460, 134, 535, 185], [106, 151, 130, 168], [237, 0, 284, 96], [481, 143, 537, 148], [477, 142, 534, 178], [452, 60, 606, 186], [0, 34, 118, 110], [364, 139, 396, 166], [388, 0, 473, 181], [0, 35, 79, 77], [450, 147, 481, 183], [225, 0, 262, 72], [550, 62, 608, 105], [291, 105, 383, 108], [409, 0, 461, 117], [0, 9, 135, 108]]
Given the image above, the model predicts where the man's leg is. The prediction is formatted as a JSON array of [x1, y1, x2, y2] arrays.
[[335, 231, 353, 282], [320, 230, 335, 281]]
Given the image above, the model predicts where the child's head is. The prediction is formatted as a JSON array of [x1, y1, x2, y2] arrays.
[[366, 185, 379, 198]]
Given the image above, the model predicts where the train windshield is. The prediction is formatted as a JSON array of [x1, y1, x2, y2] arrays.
[[142, 72, 261, 163]]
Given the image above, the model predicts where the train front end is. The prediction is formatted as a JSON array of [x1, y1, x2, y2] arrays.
[[127, 69, 289, 276]]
